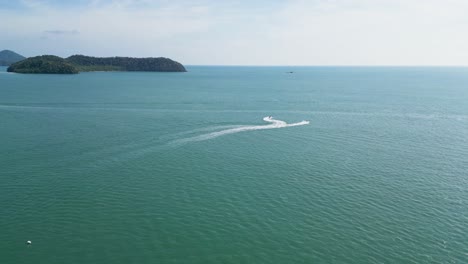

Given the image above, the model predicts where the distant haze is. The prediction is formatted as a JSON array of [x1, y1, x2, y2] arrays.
[[1, 0, 468, 65]]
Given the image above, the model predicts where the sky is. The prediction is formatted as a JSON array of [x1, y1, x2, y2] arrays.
[[1, 0, 468, 65]]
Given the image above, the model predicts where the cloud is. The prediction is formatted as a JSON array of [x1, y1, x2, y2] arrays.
[[43, 29, 79, 35], [2, 0, 468, 64], [40, 29, 79, 40], [19, 0, 44, 9]]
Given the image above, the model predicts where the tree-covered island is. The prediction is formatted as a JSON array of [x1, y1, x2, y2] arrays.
[[7, 55, 186, 74]]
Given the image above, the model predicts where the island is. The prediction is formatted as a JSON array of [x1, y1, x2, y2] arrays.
[[7, 54, 186, 74], [0, 50, 26, 66]]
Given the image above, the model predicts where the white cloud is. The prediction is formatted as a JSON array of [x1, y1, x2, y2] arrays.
[[1, 0, 468, 65]]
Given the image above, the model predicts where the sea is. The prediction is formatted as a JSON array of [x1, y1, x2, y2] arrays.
[[1, 66, 467, 263]]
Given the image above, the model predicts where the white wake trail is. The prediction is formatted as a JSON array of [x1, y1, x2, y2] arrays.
[[173, 116, 309, 144]]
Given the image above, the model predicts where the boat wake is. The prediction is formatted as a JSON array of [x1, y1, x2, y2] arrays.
[[172, 116, 309, 144]]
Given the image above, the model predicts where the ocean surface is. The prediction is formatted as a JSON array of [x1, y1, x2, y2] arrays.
[[1, 66, 467, 263]]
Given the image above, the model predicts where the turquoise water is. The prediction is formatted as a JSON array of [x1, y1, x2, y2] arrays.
[[1, 66, 468, 263]]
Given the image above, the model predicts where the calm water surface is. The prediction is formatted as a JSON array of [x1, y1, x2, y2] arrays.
[[1, 66, 468, 263]]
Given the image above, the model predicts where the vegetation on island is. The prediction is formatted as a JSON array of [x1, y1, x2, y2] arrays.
[[7, 54, 186, 74], [7, 55, 78, 74], [67, 55, 186, 72], [0, 50, 26, 66]]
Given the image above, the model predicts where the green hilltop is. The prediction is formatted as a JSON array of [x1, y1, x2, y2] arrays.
[[7, 55, 78, 74], [0, 50, 26, 66], [7, 55, 187, 74]]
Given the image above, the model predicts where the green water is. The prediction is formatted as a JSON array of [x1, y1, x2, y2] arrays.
[[1, 66, 468, 263]]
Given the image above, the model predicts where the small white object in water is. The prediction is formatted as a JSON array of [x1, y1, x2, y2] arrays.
[[26, 241, 31, 245]]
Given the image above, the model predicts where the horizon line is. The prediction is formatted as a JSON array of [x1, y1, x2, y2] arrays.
[[2, 64, 468, 68], [184, 65, 468, 67]]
